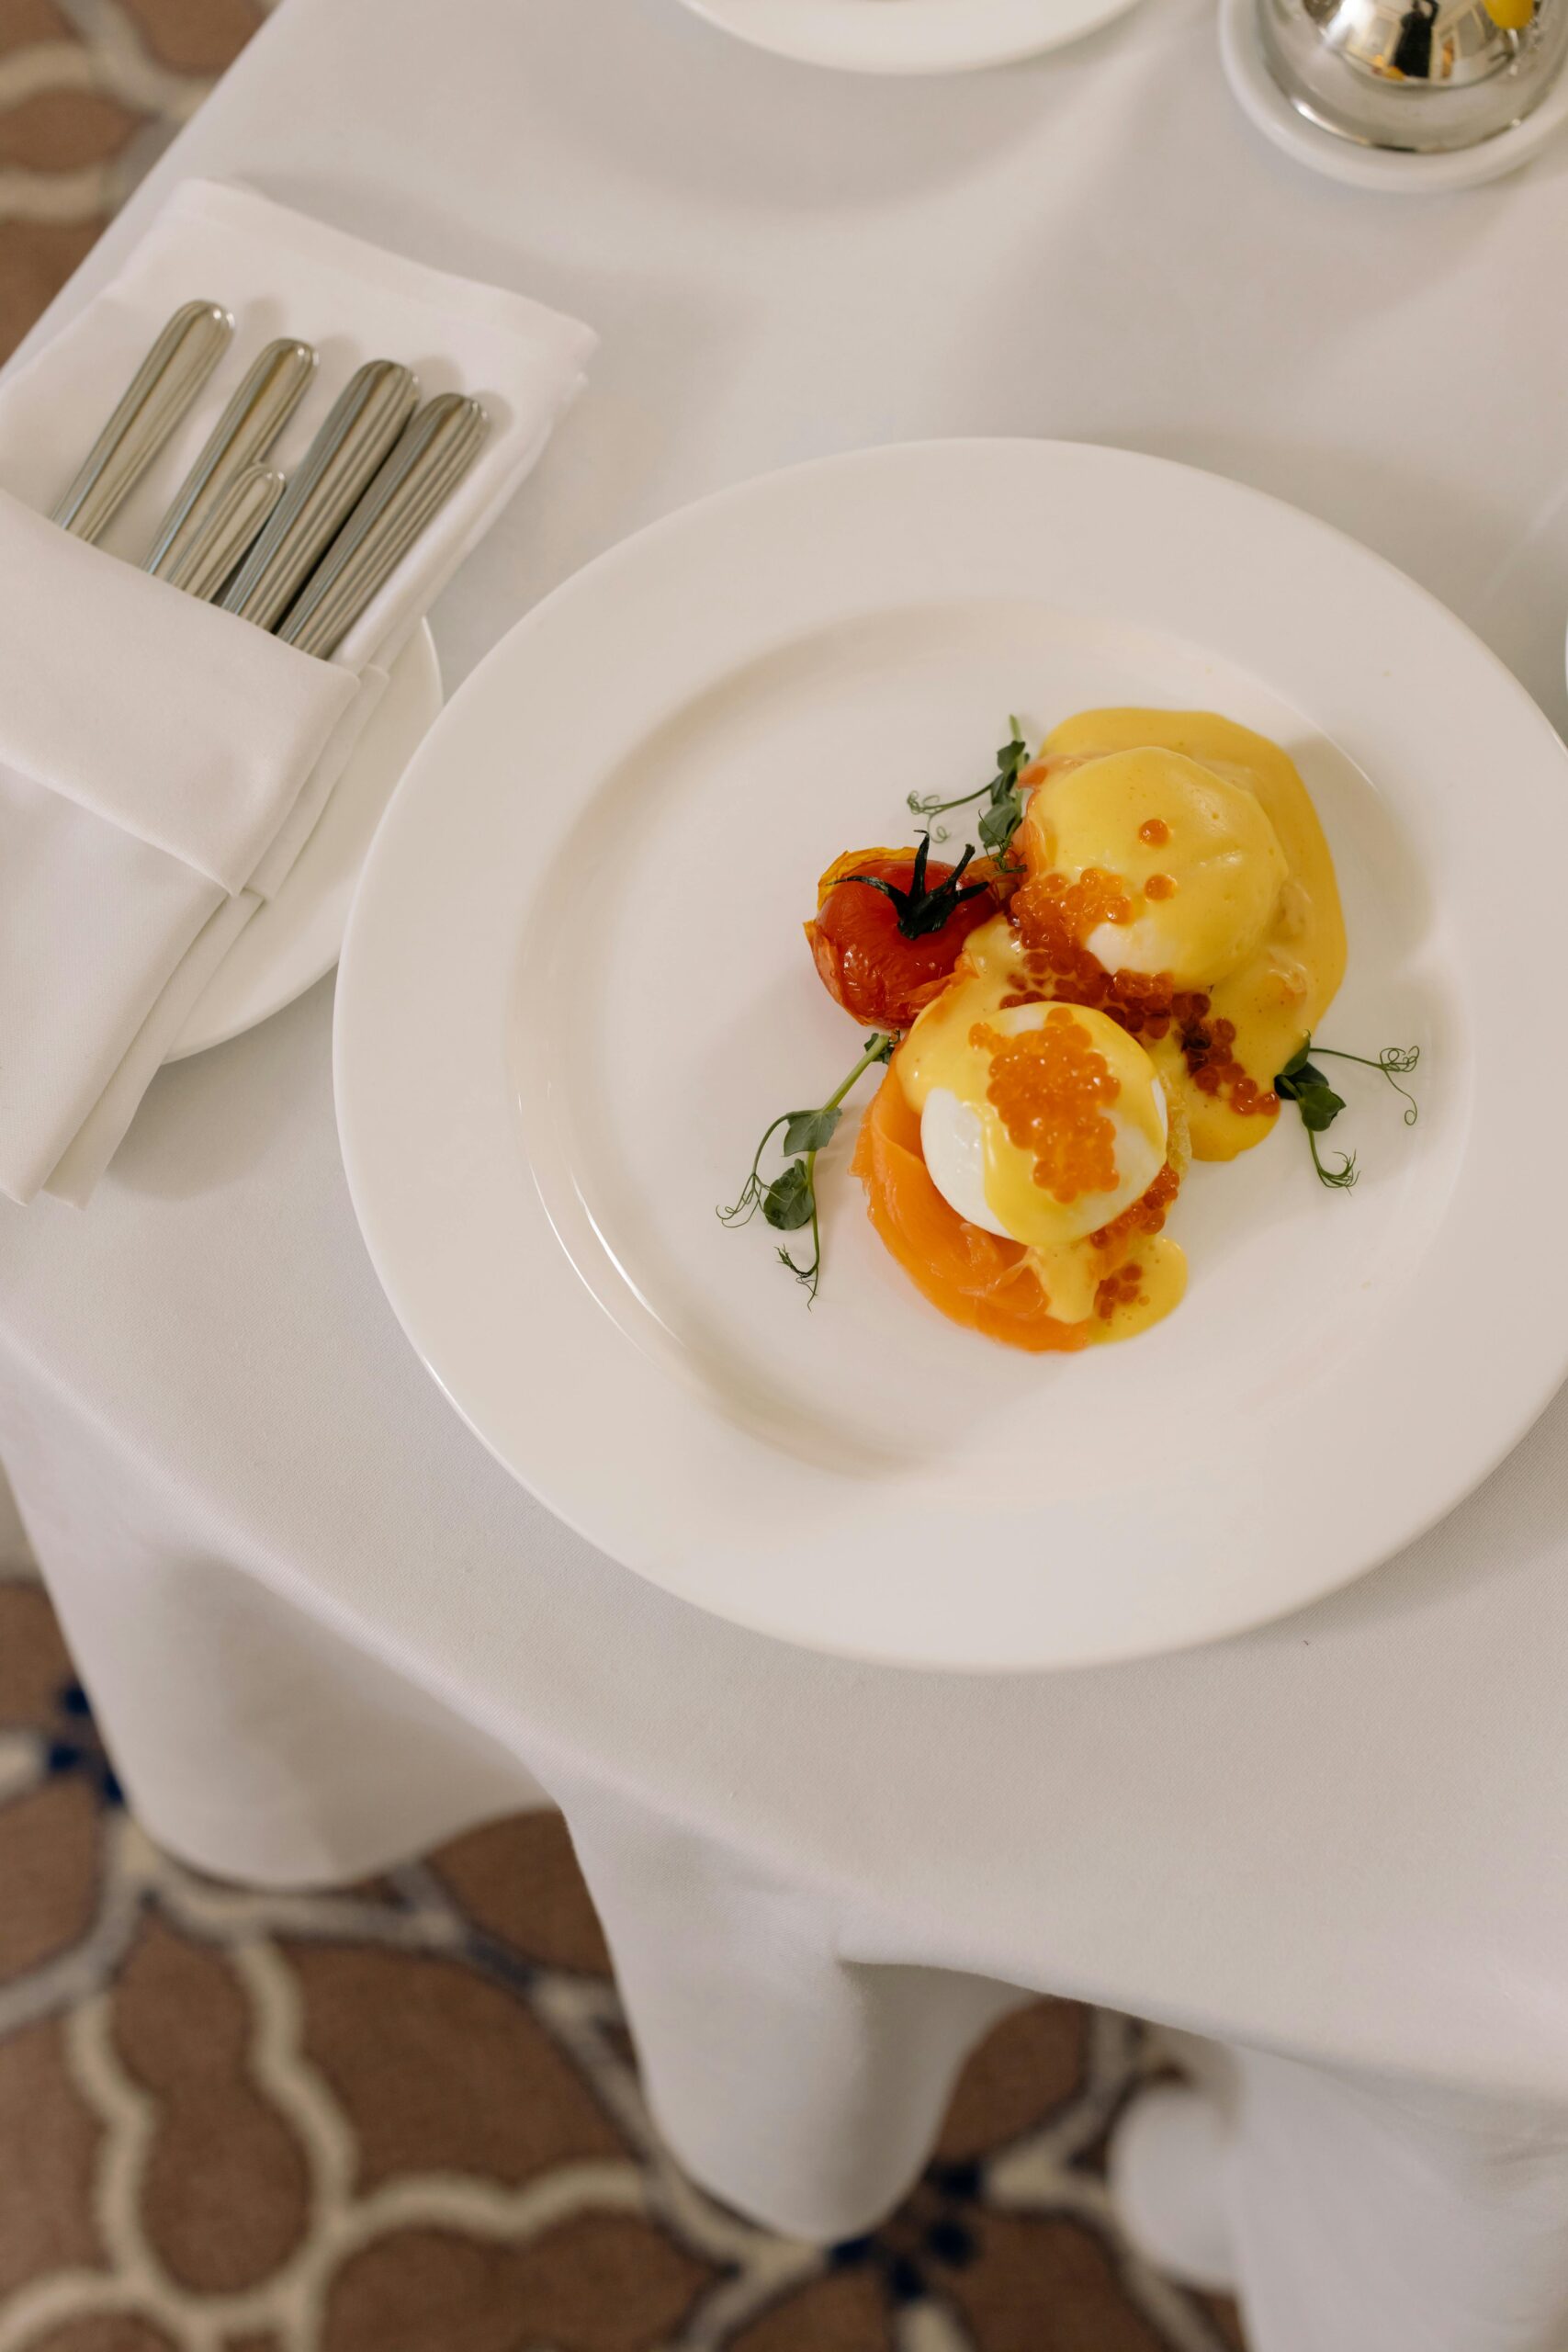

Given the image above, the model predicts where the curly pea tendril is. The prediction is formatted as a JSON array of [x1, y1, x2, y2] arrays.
[[1274, 1040, 1420, 1192], [719, 1034, 897, 1300], [908, 722, 1030, 861]]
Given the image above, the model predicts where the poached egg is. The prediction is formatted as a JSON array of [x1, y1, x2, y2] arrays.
[[1021, 745, 1289, 987], [1018, 711, 1348, 1162], [897, 916, 1179, 1326]]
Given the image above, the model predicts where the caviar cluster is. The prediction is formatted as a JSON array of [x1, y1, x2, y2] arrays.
[[974, 1008, 1123, 1204], [1180, 1013, 1278, 1115], [1007, 864, 1276, 1125], [1094, 1258, 1147, 1323], [1090, 1159, 1180, 1251]]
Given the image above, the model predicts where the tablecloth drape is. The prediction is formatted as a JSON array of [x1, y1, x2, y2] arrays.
[[6, 3, 1568, 2343]]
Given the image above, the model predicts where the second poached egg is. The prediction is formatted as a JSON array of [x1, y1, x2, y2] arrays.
[[1021, 744, 1290, 987]]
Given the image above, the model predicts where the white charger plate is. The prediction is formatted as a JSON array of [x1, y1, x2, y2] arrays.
[[334, 440, 1568, 1671], [166, 625, 442, 1061], [675, 0, 1142, 74]]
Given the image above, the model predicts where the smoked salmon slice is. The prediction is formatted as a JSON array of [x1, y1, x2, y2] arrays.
[[852, 1070, 1092, 1353]]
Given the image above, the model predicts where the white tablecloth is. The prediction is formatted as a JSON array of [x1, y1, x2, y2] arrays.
[[6, 3, 1568, 2345]]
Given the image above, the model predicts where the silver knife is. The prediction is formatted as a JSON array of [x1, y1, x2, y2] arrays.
[[276, 393, 490, 660], [220, 358, 417, 632], [144, 336, 316, 581], [51, 299, 233, 544]]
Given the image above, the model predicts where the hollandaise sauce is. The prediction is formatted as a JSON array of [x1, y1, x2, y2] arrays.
[[849, 709, 1343, 1352], [853, 915, 1189, 1350], [1017, 711, 1346, 1161]]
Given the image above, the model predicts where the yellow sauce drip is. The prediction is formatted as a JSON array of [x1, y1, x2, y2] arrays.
[[1087, 1233, 1188, 1344], [891, 919, 1186, 1339]]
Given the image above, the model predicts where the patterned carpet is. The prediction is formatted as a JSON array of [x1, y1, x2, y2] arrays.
[[0, 0, 272, 359], [0, 10, 1250, 2347], [0, 1559, 1247, 2352]]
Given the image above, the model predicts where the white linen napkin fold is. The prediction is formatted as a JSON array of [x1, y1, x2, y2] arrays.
[[0, 177, 595, 1206]]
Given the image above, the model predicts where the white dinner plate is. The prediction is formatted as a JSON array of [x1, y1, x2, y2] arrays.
[[334, 440, 1568, 1671], [674, 0, 1142, 75], [166, 625, 442, 1061]]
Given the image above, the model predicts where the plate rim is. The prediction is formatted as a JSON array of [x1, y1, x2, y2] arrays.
[[675, 0, 1143, 74], [335, 435, 1568, 1670]]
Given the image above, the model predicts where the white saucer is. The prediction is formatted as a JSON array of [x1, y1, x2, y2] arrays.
[[676, 0, 1143, 75], [167, 624, 442, 1060], [1219, 0, 1568, 192]]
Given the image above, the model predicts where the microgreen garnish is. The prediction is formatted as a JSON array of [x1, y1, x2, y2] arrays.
[[1274, 1037, 1420, 1192], [719, 1033, 897, 1298], [845, 833, 991, 941], [1308, 1044, 1420, 1125], [908, 720, 1031, 863]]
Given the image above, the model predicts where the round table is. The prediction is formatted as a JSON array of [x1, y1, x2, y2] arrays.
[[5, 3, 1568, 2344]]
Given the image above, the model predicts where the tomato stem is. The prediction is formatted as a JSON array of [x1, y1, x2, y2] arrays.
[[845, 835, 991, 940]]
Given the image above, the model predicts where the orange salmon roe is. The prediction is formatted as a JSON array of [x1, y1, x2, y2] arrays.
[[1180, 1014, 1279, 1119], [973, 1006, 1121, 1204], [1138, 818, 1170, 845], [1095, 1259, 1145, 1322], [1090, 1159, 1179, 1250], [1026, 865, 1133, 937], [1145, 874, 1177, 900], [1012, 866, 1137, 1000], [1010, 869, 1179, 1037], [1008, 864, 1275, 1119]]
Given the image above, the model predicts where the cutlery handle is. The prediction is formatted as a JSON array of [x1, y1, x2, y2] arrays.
[[220, 359, 417, 632], [276, 393, 490, 661], [51, 299, 233, 545], [144, 336, 316, 581], [163, 461, 286, 602]]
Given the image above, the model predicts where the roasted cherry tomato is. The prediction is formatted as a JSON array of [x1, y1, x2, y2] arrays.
[[804, 838, 999, 1033]]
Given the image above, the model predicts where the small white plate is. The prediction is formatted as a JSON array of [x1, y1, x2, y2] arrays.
[[1219, 0, 1568, 192], [334, 440, 1568, 1671], [167, 625, 442, 1061], [676, 0, 1143, 75]]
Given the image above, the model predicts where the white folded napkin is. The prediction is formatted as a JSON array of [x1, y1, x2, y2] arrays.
[[0, 177, 595, 1206]]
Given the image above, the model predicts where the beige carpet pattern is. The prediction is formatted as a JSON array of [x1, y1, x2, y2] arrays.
[[0, 1564, 1249, 2352], [1, 12, 1250, 2342], [0, 0, 272, 359]]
